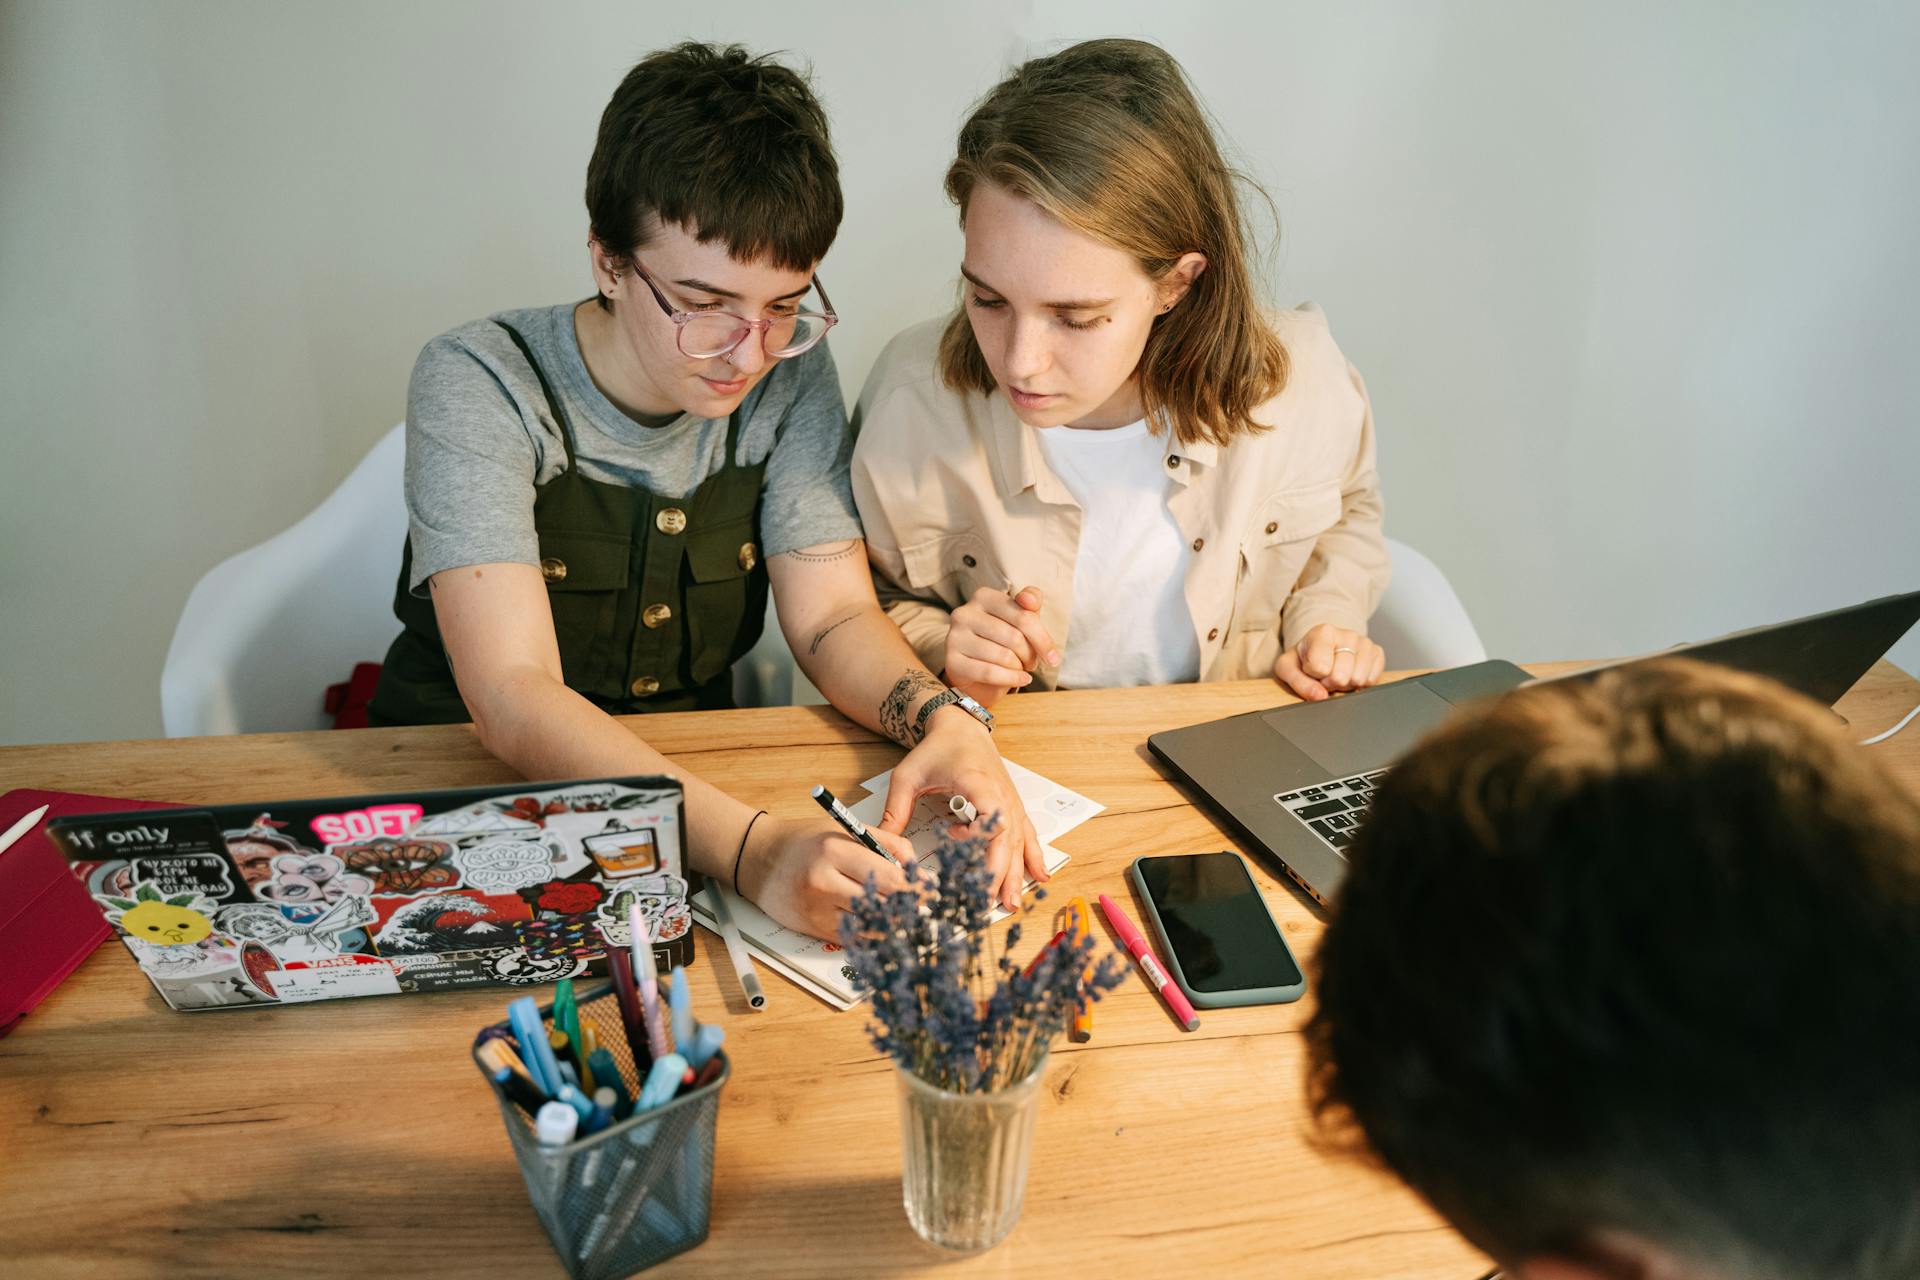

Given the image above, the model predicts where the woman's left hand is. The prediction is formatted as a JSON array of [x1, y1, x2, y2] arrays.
[[1273, 624, 1386, 702]]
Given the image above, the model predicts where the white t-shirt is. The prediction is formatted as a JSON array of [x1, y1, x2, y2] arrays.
[[1035, 420, 1201, 688]]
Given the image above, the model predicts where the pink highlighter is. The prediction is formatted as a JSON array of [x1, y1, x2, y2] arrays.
[[1098, 892, 1200, 1032]]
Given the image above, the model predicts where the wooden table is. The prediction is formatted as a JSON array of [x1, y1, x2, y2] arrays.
[[4, 662, 1916, 1278]]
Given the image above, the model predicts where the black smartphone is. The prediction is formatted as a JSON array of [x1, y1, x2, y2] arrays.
[[1129, 852, 1306, 1007]]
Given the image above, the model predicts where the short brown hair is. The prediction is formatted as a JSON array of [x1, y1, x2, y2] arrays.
[[1306, 658, 1920, 1277], [585, 43, 842, 309], [938, 39, 1287, 448]]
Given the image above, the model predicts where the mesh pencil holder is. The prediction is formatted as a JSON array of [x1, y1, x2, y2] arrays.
[[475, 983, 728, 1278]]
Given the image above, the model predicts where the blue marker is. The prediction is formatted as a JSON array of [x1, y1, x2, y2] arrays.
[[637, 1052, 690, 1111], [509, 997, 563, 1098], [669, 966, 695, 1050], [556, 1082, 596, 1125], [587, 1047, 630, 1116], [685, 1023, 725, 1071]]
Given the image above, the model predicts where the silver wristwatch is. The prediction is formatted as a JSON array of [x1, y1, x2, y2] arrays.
[[914, 687, 995, 737]]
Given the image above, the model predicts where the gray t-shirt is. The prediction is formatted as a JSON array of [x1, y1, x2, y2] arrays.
[[402, 301, 863, 593]]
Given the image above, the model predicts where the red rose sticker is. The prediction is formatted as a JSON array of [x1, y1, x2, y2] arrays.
[[538, 881, 604, 914]]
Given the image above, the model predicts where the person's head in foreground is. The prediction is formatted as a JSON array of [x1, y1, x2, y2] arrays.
[[1306, 657, 1920, 1280]]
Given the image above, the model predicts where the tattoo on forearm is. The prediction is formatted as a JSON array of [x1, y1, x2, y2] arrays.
[[781, 540, 861, 565], [808, 612, 860, 655], [879, 670, 947, 747]]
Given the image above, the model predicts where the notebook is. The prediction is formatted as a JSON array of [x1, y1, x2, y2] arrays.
[[690, 760, 1104, 1009], [1, 788, 182, 1035], [45, 776, 692, 1012]]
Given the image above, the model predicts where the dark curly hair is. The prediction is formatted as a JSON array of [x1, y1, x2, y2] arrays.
[[1306, 657, 1920, 1278], [585, 42, 842, 309]]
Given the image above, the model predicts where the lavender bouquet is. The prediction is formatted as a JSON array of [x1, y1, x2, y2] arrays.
[[837, 828, 1128, 1251], [838, 830, 1127, 1091]]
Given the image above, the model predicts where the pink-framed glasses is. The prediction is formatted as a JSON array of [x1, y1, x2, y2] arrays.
[[631, 263, 838, 360]]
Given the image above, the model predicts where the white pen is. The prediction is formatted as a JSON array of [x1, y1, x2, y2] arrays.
[[629, 902, 670, 1061], [948, 794, 979, 825], [0, 804, 51, 858], [703, 874, 767, 1011]]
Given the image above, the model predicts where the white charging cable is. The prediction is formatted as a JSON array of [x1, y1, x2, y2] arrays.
[[1861, 703, 1920, 746]]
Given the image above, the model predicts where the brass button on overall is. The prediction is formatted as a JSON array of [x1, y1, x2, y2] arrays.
[[1207, 627, 1220, 641], [738, 542, 758, 572], [539, 557, 567, 583], [630, 676, 660, 697], [642, 603, 673, 629], [655, 508, 687, 535], [1265, 521, 1279, 535], [1191, 537, 1205, 552], [1166, 456, 1180, 469]]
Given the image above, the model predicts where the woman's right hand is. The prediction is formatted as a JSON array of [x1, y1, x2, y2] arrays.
[[734, 814, 914, 942], [944, 585, 1061, 706]]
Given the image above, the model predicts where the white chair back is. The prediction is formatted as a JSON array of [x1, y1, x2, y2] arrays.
[[1372, 537, 1488, 669], [161, 425, 407, 736]]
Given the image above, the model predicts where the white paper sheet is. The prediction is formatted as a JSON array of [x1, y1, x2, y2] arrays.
[[689, 760, 1103, 1009]]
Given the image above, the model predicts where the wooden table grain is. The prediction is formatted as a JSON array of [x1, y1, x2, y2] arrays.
[[3, 661, 1915, 1278]]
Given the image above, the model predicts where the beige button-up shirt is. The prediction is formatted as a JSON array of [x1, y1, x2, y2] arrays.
[[850, 305, 1390, 688]]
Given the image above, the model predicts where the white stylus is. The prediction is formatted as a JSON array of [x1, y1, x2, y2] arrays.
[[0, 804, 50, 858]]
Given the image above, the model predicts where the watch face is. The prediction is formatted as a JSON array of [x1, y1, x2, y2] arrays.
[[956, 693, 994, 727]]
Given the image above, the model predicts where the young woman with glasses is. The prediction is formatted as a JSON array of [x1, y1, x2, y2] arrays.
[[368, 44, 1043, 939]]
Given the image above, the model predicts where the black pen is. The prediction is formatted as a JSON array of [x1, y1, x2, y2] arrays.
[[810, 784, 897, 867]]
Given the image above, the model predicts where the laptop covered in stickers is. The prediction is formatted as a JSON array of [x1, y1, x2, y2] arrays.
[[45, 776, 692, 1012]]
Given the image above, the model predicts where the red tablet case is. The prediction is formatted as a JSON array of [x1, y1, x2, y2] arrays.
[[0, 788, 181, 1036]]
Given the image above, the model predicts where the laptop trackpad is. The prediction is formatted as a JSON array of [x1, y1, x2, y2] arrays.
[[1260, 681, 1458, 777]]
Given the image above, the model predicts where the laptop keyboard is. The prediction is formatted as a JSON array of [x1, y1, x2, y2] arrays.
[[1273, 771, 1390, 854]]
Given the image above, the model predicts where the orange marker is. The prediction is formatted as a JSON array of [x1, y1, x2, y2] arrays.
[[1065, 897, 1094, 1043]]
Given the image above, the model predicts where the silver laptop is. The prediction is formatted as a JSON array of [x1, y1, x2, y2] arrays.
[[1148, 591, 1920, 906]]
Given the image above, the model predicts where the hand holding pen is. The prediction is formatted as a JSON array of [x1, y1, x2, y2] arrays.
[[724, 801, 915, 942], [810, 785, 902, 868]]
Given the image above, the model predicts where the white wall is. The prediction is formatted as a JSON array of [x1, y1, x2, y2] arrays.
[[2, 0, 1915, 746]]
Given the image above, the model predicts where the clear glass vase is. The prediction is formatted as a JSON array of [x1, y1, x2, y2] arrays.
[[896, 1051, 1047, 1253]]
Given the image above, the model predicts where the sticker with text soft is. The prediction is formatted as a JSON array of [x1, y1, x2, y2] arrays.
[[309, 803, 424, 847]]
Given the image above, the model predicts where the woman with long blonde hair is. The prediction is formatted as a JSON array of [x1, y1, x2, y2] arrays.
[[853, 38, 1391, 746]]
